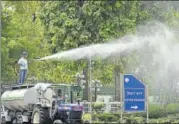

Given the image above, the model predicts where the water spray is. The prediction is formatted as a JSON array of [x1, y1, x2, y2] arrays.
[[38, 21, 179, 104]]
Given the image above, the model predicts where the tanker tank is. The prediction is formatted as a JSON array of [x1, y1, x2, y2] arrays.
[[1, 83, 55, 111]]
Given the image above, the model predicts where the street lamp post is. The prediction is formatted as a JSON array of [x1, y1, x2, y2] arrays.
[[89, 55, 93, 124]]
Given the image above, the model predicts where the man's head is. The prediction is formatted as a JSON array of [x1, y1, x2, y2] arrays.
[[21, 51, 28, 58]]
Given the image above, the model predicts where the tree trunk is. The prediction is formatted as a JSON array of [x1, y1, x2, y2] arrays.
[[114, 66, 121, 101]]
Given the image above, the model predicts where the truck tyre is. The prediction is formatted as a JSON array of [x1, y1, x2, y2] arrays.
[[31, 107, 52, 124], [1, 117, 11, 124], [53, 120, 63, 124], [18, 117, 29, 124], [18, 117, 23, 124], [12, 117, 18, 124], [1, 117, 6, 124]]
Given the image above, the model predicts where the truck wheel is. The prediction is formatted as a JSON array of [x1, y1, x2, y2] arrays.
[[18, 117, 23, 124], [12, 117, 18, 124], [18, 117, 28, 124], [1, 117, 11, 124], [1, 117, 6, 124], [53, 120, 63, 124], [31, 107, 52, 124]]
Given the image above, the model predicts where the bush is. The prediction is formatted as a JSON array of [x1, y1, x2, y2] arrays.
[[132, 112, 146, 118], [82, 113, 91, 122], [84, 103, 179, 123], [125, 116, 145, 123], [166, 104, 179, 114], [149, 119, 160, 123], [149, 116, 179, 123], [172, 120, 179, 123], [96, 113, 118, 122], [149, 104, 167, 118], [113, 104, 166, 119], [92, 102, 105, 112], [157, 118, 171, 123]]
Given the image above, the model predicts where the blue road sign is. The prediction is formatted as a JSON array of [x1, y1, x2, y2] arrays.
[[123, 74, 146, 112]]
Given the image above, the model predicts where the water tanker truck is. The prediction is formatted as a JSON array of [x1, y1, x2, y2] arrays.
[[1, 83, 84, 124]]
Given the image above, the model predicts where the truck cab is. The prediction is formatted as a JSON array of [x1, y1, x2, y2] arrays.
[[50, 84, 84, 124]]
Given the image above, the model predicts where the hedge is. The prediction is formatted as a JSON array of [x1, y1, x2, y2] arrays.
[[166, 103, 179, 114], [148, 104, 167, 118], [82, 103, 179, 123], [96, 113, 118, 122]]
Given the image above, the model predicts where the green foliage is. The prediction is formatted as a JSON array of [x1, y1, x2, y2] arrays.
[[166, 104, 179, 114], [148, 104, 167, 118], [96, 113, 118, 122], [82, 113, 91, 122], [2, 1, 179, 89], [121, 104, 165, 119], [152, 118, 171, 123], [38, 1, 143, 83], [125, 116, 145, 124], [131, 104, 179, 119], [92, 102, 105, 112], [147, 115, 179, 123], [2, 1, 45, 81], [83, 105, 179, 123]]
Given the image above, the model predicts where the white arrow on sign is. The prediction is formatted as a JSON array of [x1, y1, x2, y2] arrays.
[[131, 106, 138, 109]]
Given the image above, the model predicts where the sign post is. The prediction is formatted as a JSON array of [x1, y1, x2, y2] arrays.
[[123, 74, 148, 122], [120, 73, 123, 123], [146, 85, 149, 123]]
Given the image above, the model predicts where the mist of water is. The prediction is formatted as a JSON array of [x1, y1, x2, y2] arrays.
[[39, 22, 177, 63], [39, 21, 179, 102]]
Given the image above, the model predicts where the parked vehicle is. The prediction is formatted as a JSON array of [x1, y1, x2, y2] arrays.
[[1, 83, 83, 124]]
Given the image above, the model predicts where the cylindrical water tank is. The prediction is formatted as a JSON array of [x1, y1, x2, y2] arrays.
[[1, 83, 55, 111], [1, 88, 30, 111]]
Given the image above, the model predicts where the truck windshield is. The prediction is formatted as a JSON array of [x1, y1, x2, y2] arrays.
[[52, 84, 82, 103]]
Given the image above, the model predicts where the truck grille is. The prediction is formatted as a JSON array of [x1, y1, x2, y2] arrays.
[[57, 111, 82, 120], [70, 111, 82, 119]]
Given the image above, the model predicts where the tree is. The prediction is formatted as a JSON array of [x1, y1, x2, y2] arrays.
[[39, 1, 141, 83], [1, 1, 45, 82]]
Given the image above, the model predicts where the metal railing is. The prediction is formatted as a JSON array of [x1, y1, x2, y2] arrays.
[[81, 102, 121, 113]]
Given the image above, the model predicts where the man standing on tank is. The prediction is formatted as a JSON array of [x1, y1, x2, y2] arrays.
[[17, 52, 28, 84]]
